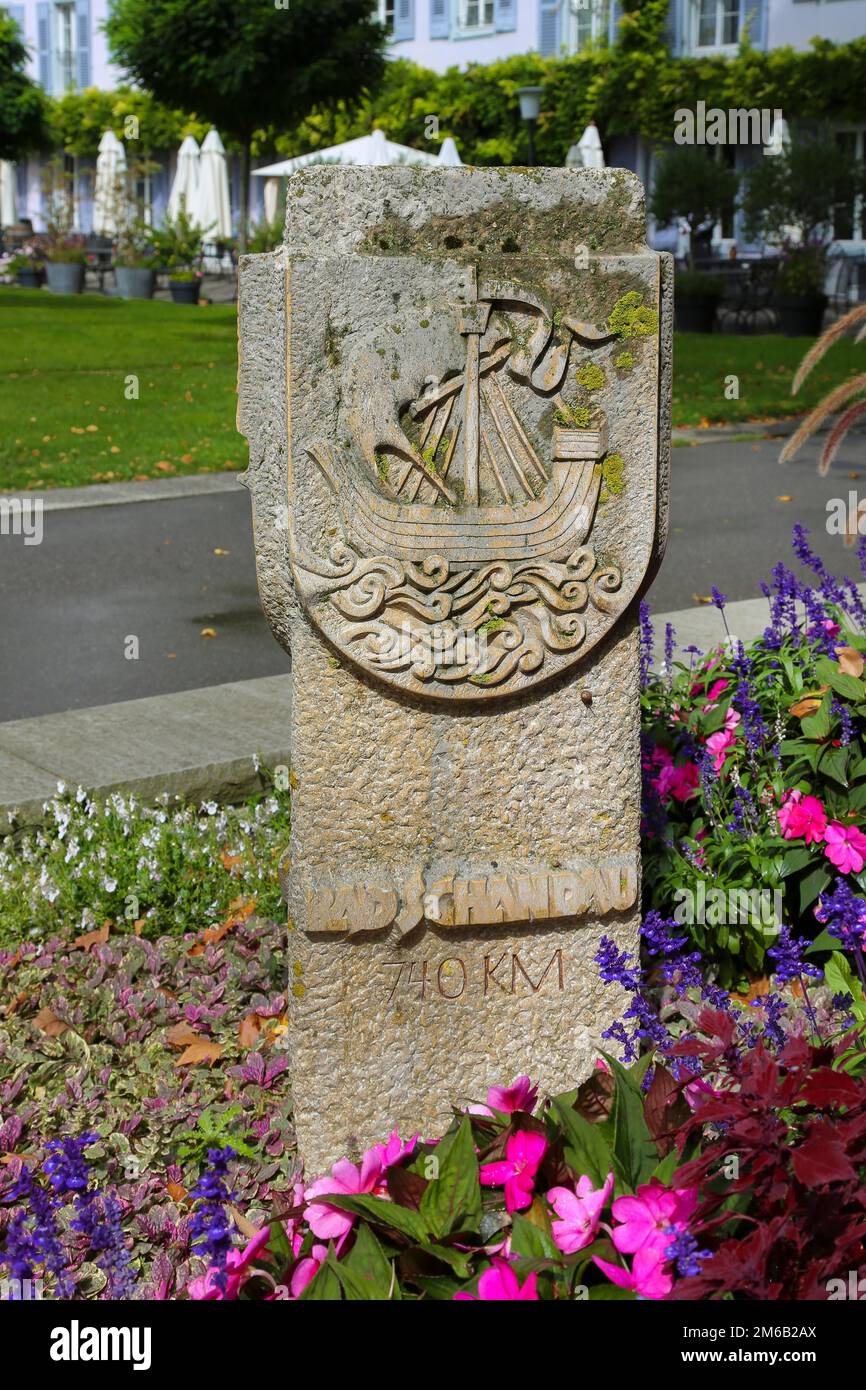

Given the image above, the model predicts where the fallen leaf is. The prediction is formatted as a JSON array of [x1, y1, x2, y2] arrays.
[[34, 1006, 69, 1037], [213, 548, 230, 556], [837, 646, 865, 678], [238, 1012, 269, 1049], [789, 696, 822, 717], [227, 1205, 261, 1241], [731, 976, 771, 1005], [692, 593, 713, 605], [221, 848, 244, 873], [187, 896, 257, 955], [175, 1040, 223, 1068], [165, 1022, 201, 1049], [72, 921, 111, 951], [1, 1153, 39, 1166], [180, 453, 193, 464], [154, 460, 174, 472], [776, 495, 793, 503], [166, 1180, 189, 1203], [200, 627, 217, 638]]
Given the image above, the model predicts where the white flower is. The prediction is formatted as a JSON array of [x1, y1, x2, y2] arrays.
[[103, 876, 117, 893]]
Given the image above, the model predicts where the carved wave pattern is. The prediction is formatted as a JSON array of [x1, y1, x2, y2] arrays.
[[296, 543, 622, 689]]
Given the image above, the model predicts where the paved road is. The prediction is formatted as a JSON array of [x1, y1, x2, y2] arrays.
[[1, 430, 864, 721]]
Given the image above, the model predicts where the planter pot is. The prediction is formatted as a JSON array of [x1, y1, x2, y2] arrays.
[[775, 293, 828, 338], [674, 295, 719, 333], [15, 269, 41, 289], [115, 266, 155, 300], [46, 261, 85, 295], [169, 279, 201, 305]]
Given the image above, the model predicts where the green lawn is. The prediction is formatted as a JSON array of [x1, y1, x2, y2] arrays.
[[2, 289, 865, 490], [0, 289, 245, 490], [672, 330, 865, 428]]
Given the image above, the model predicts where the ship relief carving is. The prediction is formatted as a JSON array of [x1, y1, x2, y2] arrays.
[[290, 275, 655, 701]]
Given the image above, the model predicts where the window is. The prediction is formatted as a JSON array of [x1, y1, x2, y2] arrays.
[[55, 2, 76, 92], [377, 0, 396, 30], [460, 0, 495, 30], [692, 0, 739, 50], [834, 130, 865, 241], [566, 0, 606, 51]]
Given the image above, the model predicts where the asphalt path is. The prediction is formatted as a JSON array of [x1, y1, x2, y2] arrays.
[[1, 430, 864, 721]]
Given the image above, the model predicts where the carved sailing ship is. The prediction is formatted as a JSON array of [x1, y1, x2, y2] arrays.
[[306, 297, 608, 566], [294, 291, 625, 696]]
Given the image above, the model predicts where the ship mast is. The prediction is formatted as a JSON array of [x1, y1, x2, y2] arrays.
[[458, 302, 491, 505]]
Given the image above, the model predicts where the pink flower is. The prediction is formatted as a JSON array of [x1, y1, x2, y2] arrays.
[[486, 1075, 539, 1115], [547, 1171, 614, 1253], [705, 708, 740, 773], [777, 790, 827, 844], [703, 678, 729, 708], [655, 761, 700, 802], [479, 1130, 547, 1213], [305, 1150, 384, 1249], [593, 1246, 673, 1300], [187, 1226, 271, 1300], [684, 1078, 718, 1111], [824, 821, 866, 874], [454, 1258, 539, 1301], [372, 1130, 418, 1170], [289, 1244, 327, 1298], [610, 1180, 698, 1261]]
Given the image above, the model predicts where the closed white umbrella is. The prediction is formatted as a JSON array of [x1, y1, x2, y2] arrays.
[[764, 116, 790, 158], [93, 130, 127, 236], [167, 135, 200, 220], [194, 128, 232, 241], [0, 161, 17, 226], [577, 121, 605, 170], [437, 137, 463, 167], [262, 177, 279, 223]]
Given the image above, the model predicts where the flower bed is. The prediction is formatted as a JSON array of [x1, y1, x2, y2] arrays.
[[2, 528, 866, 1300]]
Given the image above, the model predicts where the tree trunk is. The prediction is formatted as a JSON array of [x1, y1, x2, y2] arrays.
[[238, 137, 252, 254]]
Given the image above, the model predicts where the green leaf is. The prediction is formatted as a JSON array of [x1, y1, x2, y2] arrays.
[[337, 1221, 397, 1300], [820, 744, 849, 788], [801, 692, 831, 740], [589, 1283, 635, 1299], [799, 863, 832, 912], [414, 1274, 461, 1299], [815, 657, 866, 704], [605, 1057, 658, 1191], [804, 928, 842, 956], [824, 952, 866, 1022], [415, 1242, 473, 1277], [298, 1253, 343, 1301], [551, 1098, 614, 1188], [780, 844, 817, 878], [510, 1212, 561, 1261], [418, 1116, 482, 1238], [325, 1193, 429, 1242]]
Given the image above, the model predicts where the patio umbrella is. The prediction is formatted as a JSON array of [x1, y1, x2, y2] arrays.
[[167, 135, 200, 221], [194, 128, 232, 240], [437, 137, 463, 167], [93, 130, 127, 236], [764, 116, 791, 158], [0, 161, 17, 226], [263, 177, 280, 224], [252, 128, 441, 179], [577, 121, 605, 170]]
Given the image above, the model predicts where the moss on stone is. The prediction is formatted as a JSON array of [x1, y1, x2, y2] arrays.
[[614, 350, 635, 370], [602, 452, 625, 496], [607, 291, 658, 340], [554, 403, 591, 428], [574, 361, 605, 391]]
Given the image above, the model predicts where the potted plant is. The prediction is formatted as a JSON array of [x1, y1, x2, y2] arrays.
[[113, 220, 159, 299], [45, 240, 87, 295], [148, 208, 209, 305], [649, 147, 740, 333], [8, 246, 44, 289], [40, 161, 87, 294], [741, 136, 866, 337], [167, 267, 203, 304]]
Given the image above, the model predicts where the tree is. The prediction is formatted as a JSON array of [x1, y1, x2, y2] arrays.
[[0, 10, 49, 162], [104, 0, 387, 248], [649, 147, 739, 269], [740, 136, 866, 248]]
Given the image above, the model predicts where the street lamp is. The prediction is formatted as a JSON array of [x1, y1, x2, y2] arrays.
[[516, 86, 543, 168]]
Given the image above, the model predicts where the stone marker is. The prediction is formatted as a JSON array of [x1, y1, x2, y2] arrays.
[[238, 166, 671, 1174]]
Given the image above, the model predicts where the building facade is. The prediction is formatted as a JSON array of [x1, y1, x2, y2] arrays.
[[4, 0, 866, 240]]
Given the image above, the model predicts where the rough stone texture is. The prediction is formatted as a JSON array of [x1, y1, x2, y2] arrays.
[[238, 167, 671, 1174]]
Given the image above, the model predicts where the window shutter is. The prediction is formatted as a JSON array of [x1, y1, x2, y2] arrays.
[[538, 0, 561, 56], [430, 0, 449, 37], [394, 0, 415, 39], [75, 0, 91, 87], [495, 0, 518, 30], [667, 0, 682, 55], [7, 5, 26, 36], [36, 2, 51, 89]]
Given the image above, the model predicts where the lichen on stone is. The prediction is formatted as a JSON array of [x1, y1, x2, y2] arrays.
[[607, 291, 658, 340]]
